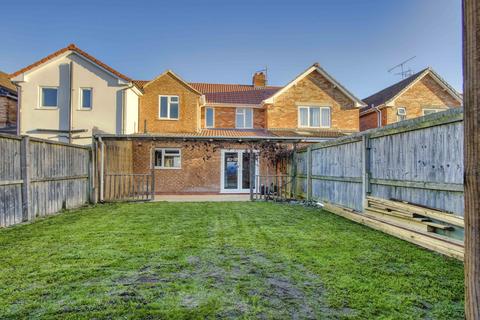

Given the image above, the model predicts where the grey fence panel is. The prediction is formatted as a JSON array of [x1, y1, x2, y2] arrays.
[[292, 108, 464, 217], [0, 135, 22, 227], [0, 135, 90, 227]]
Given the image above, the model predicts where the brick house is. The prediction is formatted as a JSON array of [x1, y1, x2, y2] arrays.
[[0, 71, 18, 134], [101, 63, 365, 195], [359, 67, 463, 131]]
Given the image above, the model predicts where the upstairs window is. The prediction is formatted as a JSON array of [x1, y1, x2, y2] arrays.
[[298, 106, 331, 128], [80, 88, 92, 110], [159, 95, 179, 120], [422, 108, 444, 116], [236, 108, 253, 129], [154, 148, 181, 169], [40, 87, 58, 108], [397, 107, 407, 121], [205, 107, 214, 128]]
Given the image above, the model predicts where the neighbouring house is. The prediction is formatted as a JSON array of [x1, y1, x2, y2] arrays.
[[359, 67, 463, 131], [10, 44, 142, 144], [0, 71, 18, 134], [97, 63, 365, 195]]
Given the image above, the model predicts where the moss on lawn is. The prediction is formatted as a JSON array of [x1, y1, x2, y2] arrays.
[[0, 202, 464, 319]]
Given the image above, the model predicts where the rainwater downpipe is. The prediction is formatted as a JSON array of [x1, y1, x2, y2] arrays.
[[373, 104, 382, 128]]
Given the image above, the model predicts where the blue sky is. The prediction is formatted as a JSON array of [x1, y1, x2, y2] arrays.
[[1, 0, 462, 98]]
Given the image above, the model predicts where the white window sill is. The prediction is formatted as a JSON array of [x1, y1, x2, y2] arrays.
[[36, 106, 58, 110], [158, 118, 179, 121]]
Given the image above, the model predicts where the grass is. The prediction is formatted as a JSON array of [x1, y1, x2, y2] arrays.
[[0, 202, 464, 319]]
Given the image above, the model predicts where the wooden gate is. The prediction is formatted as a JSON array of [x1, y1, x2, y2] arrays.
[[104, 173, 154, 202]]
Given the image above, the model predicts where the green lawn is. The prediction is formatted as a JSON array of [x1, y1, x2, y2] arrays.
[[0, 202, 464, 319]]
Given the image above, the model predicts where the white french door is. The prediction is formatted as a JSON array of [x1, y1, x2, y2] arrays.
[[220, 150, 259, 193]]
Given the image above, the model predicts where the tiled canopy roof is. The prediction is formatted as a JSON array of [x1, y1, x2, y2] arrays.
[[134, 80, 282, 105], [10, 44, 132, 81], [120, 129, 346, 140]]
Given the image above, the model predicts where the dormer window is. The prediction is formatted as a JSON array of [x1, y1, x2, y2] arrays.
[[159, 95, 179, 120]]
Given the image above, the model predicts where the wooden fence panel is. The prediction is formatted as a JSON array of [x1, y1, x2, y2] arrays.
[[292, 108, 464, 216], [0, 135, 90, 228]]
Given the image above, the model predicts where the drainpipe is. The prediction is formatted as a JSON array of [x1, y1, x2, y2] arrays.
[[98, 136, 105, 202], [68, 61, 74, 143], [373, 104, 382, 128]]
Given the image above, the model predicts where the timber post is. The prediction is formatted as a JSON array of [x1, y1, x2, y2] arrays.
[[361, 135, 371, 212], [20, 136, 31, 222], [306, 146, 312, 201], [463, 0, 480, 318]]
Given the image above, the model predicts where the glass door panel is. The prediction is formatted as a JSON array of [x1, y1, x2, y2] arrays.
[[224, 152, 238, 189], [242, 152, 255, 190]]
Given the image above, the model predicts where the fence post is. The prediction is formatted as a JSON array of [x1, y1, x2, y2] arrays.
[[361, 135, 371, 212], [20, 136, 31, 222], [150, 147, 155, 201], [249, 149, 255, 201], [290, 144, 298, 199], [306, 146, 312, 201]]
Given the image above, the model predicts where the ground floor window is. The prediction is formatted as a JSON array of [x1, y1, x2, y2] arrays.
[[154, 148, 181, 169]]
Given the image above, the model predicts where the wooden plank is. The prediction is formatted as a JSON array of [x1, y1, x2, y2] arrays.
[[370, 178, 463, 193], [324, 202, 464, 260], [367, 196, 464, 227]]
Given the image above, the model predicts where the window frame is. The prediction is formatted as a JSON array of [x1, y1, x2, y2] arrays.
[[39, 86, 59, 109], [397, 107, 407, 122], [297, 106, 331, 128], [79, 87, 93, 110], [153, 148, 182, 169], [158, 95, 180, 120], [235, 107, 254, 129], [205, 107, 215, 128], [422, 108, 445, 116]]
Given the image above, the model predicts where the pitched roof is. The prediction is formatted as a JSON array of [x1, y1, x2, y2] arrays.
[[190, 83, 281, 105], [362, 67, 463, 112], [0, 71, 17, 94], [10, 44, 132, 81], [263, 63, 366, 107], [133, 80, 282, 105]]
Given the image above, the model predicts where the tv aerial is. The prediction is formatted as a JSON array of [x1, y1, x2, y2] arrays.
[[388, 56, 416, 79]]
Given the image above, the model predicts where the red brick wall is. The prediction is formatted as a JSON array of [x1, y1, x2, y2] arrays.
[[132, 140, 276, 194], [139, 72, 202, 133], [200, 107, 266, 129], [359, 108, 388, 131], [266, 71, 359, 131]]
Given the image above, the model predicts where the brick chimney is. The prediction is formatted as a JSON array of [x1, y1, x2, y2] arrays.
[[252, 71, 267, 87]]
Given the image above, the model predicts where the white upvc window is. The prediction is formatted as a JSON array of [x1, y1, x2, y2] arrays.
[[39, 86, 59, 109], [205, 107, 215, 128], [298, 106, 331, 128], [422, 108, 444, 116], [159, 95, 179, 120], [236, 107, 253, 129], [79, 87, 93, 110], [154, 148, 181, 169], [397, 107, 407, 121]]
